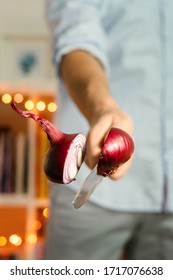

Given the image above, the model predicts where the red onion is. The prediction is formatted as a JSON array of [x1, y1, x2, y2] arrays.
[[97, 127, 134, 176], [11, 102, 87, 184]]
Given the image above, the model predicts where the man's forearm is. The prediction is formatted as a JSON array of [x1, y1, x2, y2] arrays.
[[60, 50, 118, 124]]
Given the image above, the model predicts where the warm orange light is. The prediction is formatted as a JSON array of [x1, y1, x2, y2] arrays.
[[43, 207, 49, 218], [36, 101, 46, 111], [47, 102, 57, 112], [2, 93, 12, 104], [33, 220, 42, 231], [25, 100, 34, 110], [9, 234, 22, 246], [0, 236, 7, 246], [27, 234, 37, 244], [14, 93, 24, 103]]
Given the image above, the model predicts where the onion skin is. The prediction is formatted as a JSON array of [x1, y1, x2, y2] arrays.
[[11, 102, 87, 184], [97, 127, 134, 176], [43, 133, 86, 184]]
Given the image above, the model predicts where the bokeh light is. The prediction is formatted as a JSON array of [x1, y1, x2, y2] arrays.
[[14, 93, 24, 103], [25, 100, 34, 110], [47, 102, 57, 112], [0, 236, 7, 247], [27, 234, 37, 244], [43, 207, 49, 218], [36, 101, 46, 111], [9, 234, 22, 246], [2, 93, 12, 104], [33, 220, 42, 231]]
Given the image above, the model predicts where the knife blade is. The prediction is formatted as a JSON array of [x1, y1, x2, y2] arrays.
[[72, 165, 103, 209]]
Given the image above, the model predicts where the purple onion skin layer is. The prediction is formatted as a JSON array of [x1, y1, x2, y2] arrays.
[[11, 101, 87, 184], [97, 127, 134, 176], [43, 134, 86, 184]]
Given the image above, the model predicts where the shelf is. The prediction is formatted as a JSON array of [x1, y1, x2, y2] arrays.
[[35, 198, 49, 208], [0, 194, 49, 207], [0, 194, 28, 206], [0, 93, 54, 259]]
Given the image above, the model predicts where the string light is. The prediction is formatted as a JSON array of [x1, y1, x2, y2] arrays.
[[2, 93, 12, 104], [1, 93, 57, 113], [9, 234, 22, 246], [36, 101, 46, 111], [47, 102, 57, 112], [14, 93, 24, 103], [33, 220, 42, 231], [0, 236, 7, 247], [27, 234, 37, 244], [25, 100, 34, 110], [43, 207, 49, 218]]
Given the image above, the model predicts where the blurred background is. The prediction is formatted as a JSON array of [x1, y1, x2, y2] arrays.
[[0, 0, 57, 259]]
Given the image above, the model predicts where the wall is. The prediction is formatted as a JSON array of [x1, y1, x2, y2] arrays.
[[0, 0, 49, 35], [0, 0, 56, 93]]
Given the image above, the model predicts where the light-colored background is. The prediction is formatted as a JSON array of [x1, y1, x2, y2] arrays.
[[0, 0, 56, 92]]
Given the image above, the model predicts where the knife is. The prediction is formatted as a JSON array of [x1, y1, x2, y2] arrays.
[[72, 165, 103, 209], [72, 127, 134, 209]]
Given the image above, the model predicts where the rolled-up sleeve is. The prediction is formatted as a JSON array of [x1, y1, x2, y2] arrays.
[[46, 0, 109, 76]]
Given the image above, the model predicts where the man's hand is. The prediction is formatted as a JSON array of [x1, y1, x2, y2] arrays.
[[85, 106, 134, 180]]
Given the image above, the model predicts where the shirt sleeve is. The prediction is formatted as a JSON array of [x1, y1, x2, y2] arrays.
[[46, 0, 109, 77]]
